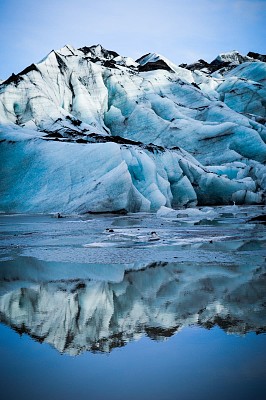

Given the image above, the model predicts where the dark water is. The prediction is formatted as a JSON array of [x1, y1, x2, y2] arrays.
[[0, 208, 266, 399], [1, 324, 265, 400]]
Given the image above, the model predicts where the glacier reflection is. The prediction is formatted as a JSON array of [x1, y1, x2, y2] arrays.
[[0, 259, 265, 355]]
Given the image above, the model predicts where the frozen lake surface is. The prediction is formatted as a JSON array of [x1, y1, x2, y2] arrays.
[[0, 206, 266, 399]]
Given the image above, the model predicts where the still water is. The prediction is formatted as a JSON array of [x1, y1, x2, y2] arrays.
[[0, 207, 265, 399]]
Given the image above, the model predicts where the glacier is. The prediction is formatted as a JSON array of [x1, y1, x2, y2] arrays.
[[0, 45, 265, 213]]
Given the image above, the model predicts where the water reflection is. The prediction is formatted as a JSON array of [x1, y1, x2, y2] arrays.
[[0, 258, 265, 355]]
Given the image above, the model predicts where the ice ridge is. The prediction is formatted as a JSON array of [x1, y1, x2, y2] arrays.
[[0, 45, 265, 213]]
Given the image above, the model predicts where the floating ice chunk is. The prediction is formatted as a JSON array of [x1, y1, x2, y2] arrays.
[[156, 206, 179, 218], [83, 242, 119, 248], [156, 206, 217, 220]]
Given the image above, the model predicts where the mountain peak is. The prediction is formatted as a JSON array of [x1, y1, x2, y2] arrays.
[[56, 44, 78, 56], [78, 44, 119, 60], [212, 50, 252, 65], [247, 51, 266, 62]]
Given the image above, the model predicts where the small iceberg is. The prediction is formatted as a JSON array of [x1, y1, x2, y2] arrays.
[[156, 206, 217, 221]]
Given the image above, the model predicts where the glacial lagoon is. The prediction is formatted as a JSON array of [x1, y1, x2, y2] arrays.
[[0, 206, 266, 400]]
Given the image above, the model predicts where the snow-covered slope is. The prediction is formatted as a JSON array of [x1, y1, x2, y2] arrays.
[[0, 45, 265, 213]]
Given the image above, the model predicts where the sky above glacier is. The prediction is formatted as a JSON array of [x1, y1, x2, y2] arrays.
[[0, 0, 265, 79]]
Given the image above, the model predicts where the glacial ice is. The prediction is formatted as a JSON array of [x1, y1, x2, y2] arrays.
[[0, 44, 265, 213]]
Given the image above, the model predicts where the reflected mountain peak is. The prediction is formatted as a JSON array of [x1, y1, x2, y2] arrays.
[[0, 259, 265, 355]]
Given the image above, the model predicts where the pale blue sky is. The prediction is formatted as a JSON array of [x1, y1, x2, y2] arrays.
[[0, 0, 265, 80]]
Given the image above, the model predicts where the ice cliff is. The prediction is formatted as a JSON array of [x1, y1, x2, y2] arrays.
[[0, 45, 265, 213]]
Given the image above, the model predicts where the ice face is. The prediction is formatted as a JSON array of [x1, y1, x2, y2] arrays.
[[217, 62, 266, 118], [0, 46, 265, 213], [0, 137, 264, 213]]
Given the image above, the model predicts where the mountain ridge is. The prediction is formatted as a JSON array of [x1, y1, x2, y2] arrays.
[[0, 44, 265, 213]]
